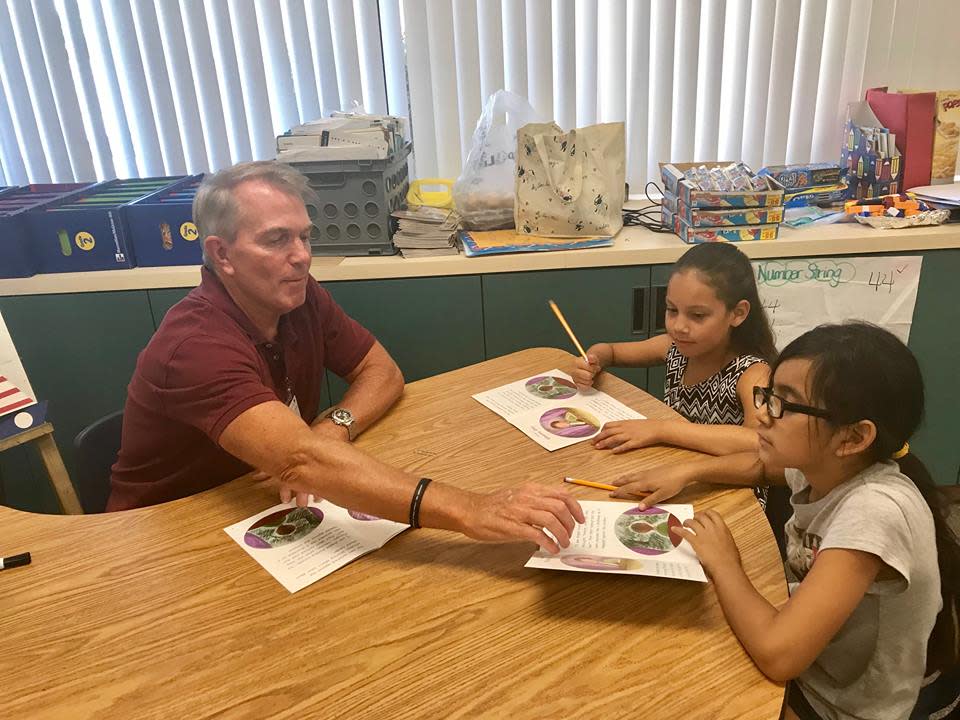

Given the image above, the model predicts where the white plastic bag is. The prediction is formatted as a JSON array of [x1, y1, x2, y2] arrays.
[[453, 90, 542, 230]]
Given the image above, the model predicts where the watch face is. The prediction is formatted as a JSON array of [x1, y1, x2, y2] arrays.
[[331, 408, 353, 425]]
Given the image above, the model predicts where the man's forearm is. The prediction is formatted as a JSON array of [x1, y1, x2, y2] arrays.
[[280, 429, 469, 530], [318, 360, 404, 437]]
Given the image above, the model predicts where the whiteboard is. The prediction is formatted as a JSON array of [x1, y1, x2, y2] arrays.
[[752, 255, 923, 350]]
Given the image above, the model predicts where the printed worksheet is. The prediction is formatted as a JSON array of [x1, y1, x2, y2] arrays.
[[472, 369, 646, 451], [224, 501, 407, 593], [525, 500, 707, 582]]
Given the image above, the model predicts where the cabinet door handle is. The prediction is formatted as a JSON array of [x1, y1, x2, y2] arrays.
[[632, 286, 648, 334], [652, 285, 668, 334]]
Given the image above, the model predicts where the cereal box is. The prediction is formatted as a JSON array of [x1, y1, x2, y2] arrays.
[[904, 90, 960, 184]]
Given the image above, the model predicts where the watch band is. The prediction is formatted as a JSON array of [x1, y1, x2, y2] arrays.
[[318, 406, 357, 441]]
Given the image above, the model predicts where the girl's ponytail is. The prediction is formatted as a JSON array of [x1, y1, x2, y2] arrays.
[[897, 452, 960, 673]]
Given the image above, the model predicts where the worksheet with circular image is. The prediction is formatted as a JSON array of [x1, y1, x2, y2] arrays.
[[524, 500, 707, 582], [524, 375, 577, 400], [473, 368, 646, 451], [539, 407, 600, 438], [225, 501, 408, 593], [244, 506, 325, 549], [614, 506, 683, 556]]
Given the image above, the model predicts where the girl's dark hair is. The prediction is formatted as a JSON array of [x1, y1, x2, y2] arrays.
[[772, 322, 960, 673], [671, 243, 776, 361]]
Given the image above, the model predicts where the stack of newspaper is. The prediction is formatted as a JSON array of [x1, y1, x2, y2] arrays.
[[391, 207, 460, 258], [276, 112, 408, 162]]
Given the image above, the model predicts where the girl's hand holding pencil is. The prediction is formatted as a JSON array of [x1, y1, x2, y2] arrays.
[[571, 343, 613, 390]]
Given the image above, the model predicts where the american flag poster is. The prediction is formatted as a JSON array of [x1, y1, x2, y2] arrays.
[[0, 311, 36, 418]]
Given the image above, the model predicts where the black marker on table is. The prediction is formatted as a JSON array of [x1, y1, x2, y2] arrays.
[[0, 552, 31, 570]]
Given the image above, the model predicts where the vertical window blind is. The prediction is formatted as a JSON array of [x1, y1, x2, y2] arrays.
[[1, 0, 957, 191]]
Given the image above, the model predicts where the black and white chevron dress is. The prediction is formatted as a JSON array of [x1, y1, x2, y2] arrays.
[[663, 343, 768, 506]]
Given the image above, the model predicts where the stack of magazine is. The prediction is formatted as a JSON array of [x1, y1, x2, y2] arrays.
[[276, 112, 407, 162], [391, 207, 460, 257]]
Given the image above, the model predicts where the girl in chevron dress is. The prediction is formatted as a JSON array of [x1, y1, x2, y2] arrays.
[[573, 242, 775, 505]]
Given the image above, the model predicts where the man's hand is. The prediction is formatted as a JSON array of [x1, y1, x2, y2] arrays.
[[457, 483, 586, 554], [670, 509, 742, 578], [592, 419, 665, 453], [610, 463, 695, 508]]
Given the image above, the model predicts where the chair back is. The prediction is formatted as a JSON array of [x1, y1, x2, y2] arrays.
[[73, 410, 123, 513]]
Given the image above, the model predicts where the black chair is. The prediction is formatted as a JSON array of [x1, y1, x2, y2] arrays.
[[764, 483, 792, 560], [72, 410, 123, 513], [912, 665, 960, 719]]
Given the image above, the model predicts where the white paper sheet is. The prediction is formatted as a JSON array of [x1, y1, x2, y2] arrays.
[[472, 369, 646, 451], [0, 311, 36, 418], [753, 255, 923, 349], [224, 501, 408, 593], [525, 500, 707, 582]]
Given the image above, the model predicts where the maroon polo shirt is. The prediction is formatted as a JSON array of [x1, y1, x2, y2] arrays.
[[107, 268, 375, 511]]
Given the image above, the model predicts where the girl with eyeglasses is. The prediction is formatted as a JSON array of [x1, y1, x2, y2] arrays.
[[659, 322, 959, 720], [572, 242, 775, 505]]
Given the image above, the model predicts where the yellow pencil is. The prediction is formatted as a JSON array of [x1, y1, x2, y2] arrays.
[[548, 299, 590, 364], [563, 477, 651, 497], [563, 477, 617, 492]]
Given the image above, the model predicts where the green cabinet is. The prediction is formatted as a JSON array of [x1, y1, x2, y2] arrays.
[[482, 266, 652, 392], [0, 291, 155, 512], [147, 288, 192, 328], [324, 275, 486, 402], [907, 249, 960, 485], [2, 247, 957, 515]]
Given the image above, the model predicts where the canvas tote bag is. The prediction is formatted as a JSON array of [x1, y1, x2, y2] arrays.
[[514, 122, 626, 237]]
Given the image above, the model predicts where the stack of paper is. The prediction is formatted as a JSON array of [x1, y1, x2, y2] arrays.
[[391, 207, 461, 258], [460, 229, 614, 257], [908, 182, 960, 209], [276, 112, 408, 162]]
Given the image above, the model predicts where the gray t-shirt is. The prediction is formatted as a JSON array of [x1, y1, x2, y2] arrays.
[[784, 461, 941, 720]]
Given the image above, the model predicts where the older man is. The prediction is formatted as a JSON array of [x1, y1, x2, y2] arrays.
[[108, 161, 582, 551]]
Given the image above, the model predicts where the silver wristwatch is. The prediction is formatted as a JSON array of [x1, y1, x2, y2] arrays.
[[322, 407, 356, 441]]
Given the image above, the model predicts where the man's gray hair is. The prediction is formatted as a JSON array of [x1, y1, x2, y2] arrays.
[[194, 161, 316, 269]]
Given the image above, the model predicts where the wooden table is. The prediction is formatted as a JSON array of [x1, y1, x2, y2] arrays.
[[0, 348, 787, 719]]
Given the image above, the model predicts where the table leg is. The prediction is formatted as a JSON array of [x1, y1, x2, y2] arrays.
[[35, 434, 84, 515]]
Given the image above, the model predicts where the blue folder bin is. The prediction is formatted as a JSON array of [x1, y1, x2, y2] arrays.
[[0, 184, 92, 278], [124, 175, 204, 266], [26, 177, 184, 273]]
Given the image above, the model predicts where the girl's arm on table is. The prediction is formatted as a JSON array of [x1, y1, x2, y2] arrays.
[[572, 334, 672, 388], [676, 511, 882, 682], [611, 451, 781, 507]]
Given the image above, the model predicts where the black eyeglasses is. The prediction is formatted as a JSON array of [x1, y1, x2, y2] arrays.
[[753, 386, 832, 420]]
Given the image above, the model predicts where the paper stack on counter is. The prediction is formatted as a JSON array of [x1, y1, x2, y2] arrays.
[[907, 182, 960, 209], [391, 207, 461, 258], [276, 113, 407, 162]]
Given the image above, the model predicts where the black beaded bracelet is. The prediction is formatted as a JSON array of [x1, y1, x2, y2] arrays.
[[408, 477, 433, 529]]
